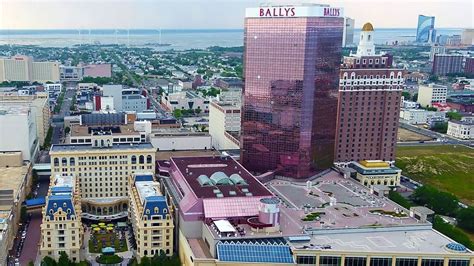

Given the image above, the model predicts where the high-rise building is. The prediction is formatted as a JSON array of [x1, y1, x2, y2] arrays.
[[416, 15, 436, 43], [432, 54, 464, 76], [465, 57, 474, 75], [335, 23, 403, 166], [461, 29, 474, 46], [343, 17, 355, 47], [429, 44, 446, 62], [241, 4, 344, 178], [0, 56, 60, 82]]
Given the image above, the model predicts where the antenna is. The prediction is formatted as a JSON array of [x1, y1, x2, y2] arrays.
[[115, 29, 118, 45], [88, 29, 91, 44], [127, 28, 130, 48], [77, 29, 82, 46]]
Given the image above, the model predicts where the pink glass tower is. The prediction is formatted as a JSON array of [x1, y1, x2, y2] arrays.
[[241, 5, 344, 179]]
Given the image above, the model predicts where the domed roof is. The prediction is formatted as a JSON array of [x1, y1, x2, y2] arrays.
[[362, 22, 374, 31], [445, 242, 467, 252]]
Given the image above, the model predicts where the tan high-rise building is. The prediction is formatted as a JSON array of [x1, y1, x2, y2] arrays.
[[40, 174, 83, 262], [49, 140, 156, 220], [128, 173, 174, 261], [0, 55, 60, 82]]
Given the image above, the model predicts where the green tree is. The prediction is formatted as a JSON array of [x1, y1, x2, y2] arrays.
[[456, 207, 474, 232], [388, 190, 412, 209], [28, 261, 34, 266], [433, 216, 473, 249], [64, 126, 71, 134], [411, 186, 459, 216], [195, 108, 202, 115], [446, 111, 462, 121], [41, 256, 58, 266], [140, 256, 152, 266], [58, 251, 70, 266], [425, 106, 437, 111], [402, 91, 411, 100], [431, 122, 448, 133], [173, 109, 182, 119], [428, 75, 439, 82]]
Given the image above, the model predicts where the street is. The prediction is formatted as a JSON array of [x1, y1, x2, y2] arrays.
[[399, 121, 474, 147], [52, 88, 76, 145]]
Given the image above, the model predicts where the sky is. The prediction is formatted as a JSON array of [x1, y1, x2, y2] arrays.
[[0, 0, 472, 30]]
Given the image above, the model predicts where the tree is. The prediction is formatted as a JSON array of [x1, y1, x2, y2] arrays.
[[456, 207, 474, 232], [431, 122, 448, 133], [411, 185, 459, 216], [41, 256, 58, 266], [28, 261, 34, 266], [428, 75, 439, 82], [173, 109, 182, 119], [58, 251, 70, 266], [64, 126, 71, 134], [195, 108, 202, 115], [425, 106, 437, 111], [402, 91, 411, 100], [433, 216, 473, 250], [388, 190, 412, 209], [446, 111, 462, 121], [140, 256, 152, 266]]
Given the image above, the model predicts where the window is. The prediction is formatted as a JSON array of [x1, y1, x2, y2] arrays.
[[131, 156, 137, 164], [139, 155, 145, 164], [297, 256, 316, 264], [147, 155, 152, 164]]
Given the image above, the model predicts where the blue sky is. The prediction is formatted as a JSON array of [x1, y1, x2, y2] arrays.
[[0, 0, 472, 29]]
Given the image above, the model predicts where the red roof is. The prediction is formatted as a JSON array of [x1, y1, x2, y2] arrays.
[[170, 156, 273, 199]]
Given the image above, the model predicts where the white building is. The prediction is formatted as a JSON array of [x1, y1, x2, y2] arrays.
[[122, 88, 147, 112], [102, 84, 124, 111], [417, 83, 447, 108], [0, 105, 39, 161], [402, 100, 419, 109], [150, 131, 211, 151], [429, 45, 446, 62], [100, 96, 114, 112], [162, 91, 209, 112], [343, 17, 355, 47], [447, 118, 474, 140], [400, 109, 446, 125], [209, 101, 241, 150]]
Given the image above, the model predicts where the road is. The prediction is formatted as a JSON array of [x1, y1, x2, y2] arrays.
[[398, 121, 473, 147], [115, 54, 167, 116], [51, 88, 76, 145]]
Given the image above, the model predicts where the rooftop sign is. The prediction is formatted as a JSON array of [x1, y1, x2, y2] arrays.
[[245, 6, 344, 18]]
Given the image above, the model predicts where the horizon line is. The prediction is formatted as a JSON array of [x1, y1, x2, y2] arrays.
[[0, 27, 467, 31]]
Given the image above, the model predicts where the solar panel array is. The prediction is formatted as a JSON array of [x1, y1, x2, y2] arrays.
[[217, 239, 293, 264], [81, 113, 125, 126]]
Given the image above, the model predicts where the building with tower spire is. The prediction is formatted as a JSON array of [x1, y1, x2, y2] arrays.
[[335, 23, 404, 169]]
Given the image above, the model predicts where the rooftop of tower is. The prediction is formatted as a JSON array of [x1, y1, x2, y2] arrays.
[[362, 22, 374, 31]]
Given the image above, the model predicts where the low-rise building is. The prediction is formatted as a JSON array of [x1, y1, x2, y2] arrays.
[[348, 160, 401, 187], [0, 152, 31, 266], [400, 109, 446, 125], [128, 173, 174, 261], [122, 88, 148, 112], [447, 117, 474, 140], [162, 91, 209, 113], [150, 129, 211, 151], [40, 174, 83, 262], [417, 83, 447, 107]]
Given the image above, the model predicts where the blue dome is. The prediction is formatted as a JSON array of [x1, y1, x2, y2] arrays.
[[446, 242, 467, 252]]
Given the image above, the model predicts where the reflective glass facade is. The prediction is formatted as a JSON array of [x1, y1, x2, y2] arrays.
[[416, 15, 435, 43], [241, 16, 343, 179]]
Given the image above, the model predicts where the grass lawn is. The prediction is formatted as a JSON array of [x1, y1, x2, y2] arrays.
[[88, 231, 128, 253], [396, 145, 474, 205]]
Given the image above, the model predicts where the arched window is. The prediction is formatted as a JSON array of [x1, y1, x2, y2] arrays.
[[154, 207, 159, 213], [70, 158, 75, 166], [54, 158, 59, 167], [131, 156, 137, 164], [62, 158, 67, 166], [139, 155, 144, 164], [368, 34, 371, 41], [146, 155, 152, 164]]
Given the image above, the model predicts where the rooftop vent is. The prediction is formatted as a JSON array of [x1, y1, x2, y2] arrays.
[[242, 188, 249, 193], [245, 192, 253, 197], [213, 189, 221, 194], [216, 193, 224, 198], [229, 191, 237, 196]]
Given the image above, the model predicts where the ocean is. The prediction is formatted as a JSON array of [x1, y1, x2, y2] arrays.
[[0, 28, 463, 50]]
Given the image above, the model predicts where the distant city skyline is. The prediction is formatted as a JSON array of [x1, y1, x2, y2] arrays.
[[0, 0, 472, 30]]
